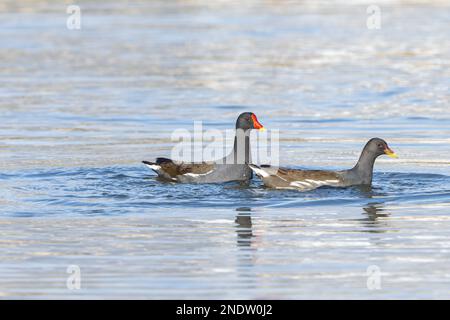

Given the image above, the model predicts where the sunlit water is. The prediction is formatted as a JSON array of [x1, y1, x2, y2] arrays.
[[1, 0, 450, 299]]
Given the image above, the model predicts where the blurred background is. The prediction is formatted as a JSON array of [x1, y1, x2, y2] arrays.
[[1, 0, 449, 171]]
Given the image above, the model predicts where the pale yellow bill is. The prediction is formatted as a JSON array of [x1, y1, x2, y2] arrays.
[[385, 148, 398, 159]]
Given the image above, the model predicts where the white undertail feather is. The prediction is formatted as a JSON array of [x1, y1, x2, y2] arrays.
[[248, 165, 270, 178], [145, 164, 161, 171]]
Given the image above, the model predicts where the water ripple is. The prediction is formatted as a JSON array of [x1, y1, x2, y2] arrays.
[[2, 166, 450, 217]]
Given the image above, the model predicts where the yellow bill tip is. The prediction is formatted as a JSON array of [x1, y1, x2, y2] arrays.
[[385, 149, 398, 159]]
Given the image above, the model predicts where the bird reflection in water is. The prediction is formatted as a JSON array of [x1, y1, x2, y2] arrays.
[[234, 208, 257, 288], [235, 207, 254, 248], [360, 202, 391, 234], [364, 203, 390, 220]]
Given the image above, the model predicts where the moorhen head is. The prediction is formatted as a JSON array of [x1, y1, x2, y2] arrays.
[[235, 112, 265, 131], [361, 138, 398, 159]]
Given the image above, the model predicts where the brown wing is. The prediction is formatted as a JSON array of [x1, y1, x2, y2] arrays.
[[276, 168, 341, 183], [178, 162, 215, 175], [159, 161, 215, 178]]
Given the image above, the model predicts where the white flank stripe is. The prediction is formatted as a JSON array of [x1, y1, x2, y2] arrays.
[[183, 170, 214, 177], [305, 179, 323, 186], [290, 179, 340, 189], [290, 181, 312, 188]]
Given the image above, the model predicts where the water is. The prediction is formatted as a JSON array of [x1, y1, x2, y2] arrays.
[[1, 0, 450, 299]]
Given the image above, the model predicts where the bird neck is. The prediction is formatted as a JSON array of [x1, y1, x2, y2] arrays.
[[351, 149, 378, 184], [229, 128, 251, 164]]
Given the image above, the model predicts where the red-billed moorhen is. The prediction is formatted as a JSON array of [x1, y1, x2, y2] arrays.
[[143, 112, 265, 183]]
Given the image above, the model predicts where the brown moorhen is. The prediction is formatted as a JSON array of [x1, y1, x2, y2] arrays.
[[249, 138, 397, 191]]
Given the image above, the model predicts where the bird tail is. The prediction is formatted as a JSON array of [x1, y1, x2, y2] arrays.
[[142, 161, 160, 171], [248, 164, 271, 178], [154, 157, 173, 165], [142, 158, 174, 173]]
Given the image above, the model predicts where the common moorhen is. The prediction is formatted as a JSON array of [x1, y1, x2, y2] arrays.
[[143, 112, 265, 183], [249, 138, 397, 191]]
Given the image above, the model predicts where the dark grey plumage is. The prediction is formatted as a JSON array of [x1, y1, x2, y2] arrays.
[[143, 112, 265, 183]]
